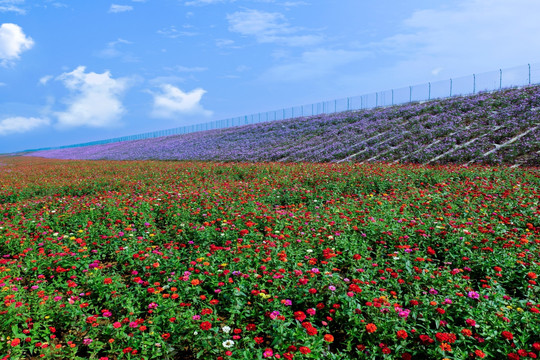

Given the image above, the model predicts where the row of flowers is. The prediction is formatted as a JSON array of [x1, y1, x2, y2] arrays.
[[29, 85, 540, 166]]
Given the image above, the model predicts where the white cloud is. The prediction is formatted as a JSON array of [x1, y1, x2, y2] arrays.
[[262, 48, 367, 82], [171, 65, 207, 72], [0, 116, 50, 135], [39, 75, 53, 85], [215, 38, 238, 48], [185, 0, 231, 6], [55, 66, 130, 128], [151, 84, 212, 119], [96, 38, 137, 61], [108, 4, 133, 13], [0, 23, 34, 66], [157, 25, 198, 38], [365, 0, 540, 86], [0, 82, 5, 86], [280, 1, 309, 7], [227, 9, 322, 46], [0, 0, 25, 14]]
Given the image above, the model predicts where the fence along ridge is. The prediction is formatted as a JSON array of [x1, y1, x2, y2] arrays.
[[25, 63, 538, 153]]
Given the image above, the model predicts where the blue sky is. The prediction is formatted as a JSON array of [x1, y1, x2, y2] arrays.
[[1, 0, 540, 153]]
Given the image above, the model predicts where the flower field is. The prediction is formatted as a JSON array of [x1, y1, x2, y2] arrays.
[[0, 156, 539, 359], [29, 86, 540, 166]]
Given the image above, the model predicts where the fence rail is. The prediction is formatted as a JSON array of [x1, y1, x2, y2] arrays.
[[24, 62, 540, 152]]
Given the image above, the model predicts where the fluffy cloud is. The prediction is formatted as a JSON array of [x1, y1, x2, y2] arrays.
[[151, 84, 212, 119], [368, 0, 540, 84], [55, 66, 130, 128], [0, 116, 50, 135], [227, 9, 322, 46], [185, 0, 231, 6], [262, 48, 368, 82], [0, 0, 25, 14], [39, 75, 52, 85], [108, 4, 133, 13], [0, 23, 34, 66]]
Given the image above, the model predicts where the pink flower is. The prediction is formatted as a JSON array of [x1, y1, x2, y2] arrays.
[[263, 348, 273, 358]]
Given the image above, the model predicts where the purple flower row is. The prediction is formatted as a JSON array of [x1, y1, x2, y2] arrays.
[[29, 86, 540, 166]]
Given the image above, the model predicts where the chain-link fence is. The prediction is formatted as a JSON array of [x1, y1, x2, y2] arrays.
[[25, 63, 540, 152]]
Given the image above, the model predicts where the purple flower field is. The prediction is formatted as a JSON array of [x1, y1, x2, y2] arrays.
[[29, 86, 540, 166]]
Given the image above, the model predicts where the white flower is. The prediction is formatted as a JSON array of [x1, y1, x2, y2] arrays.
[[193, 331, 198, 335], [222, 326, 231, 333], [222, 340, 234, 348]]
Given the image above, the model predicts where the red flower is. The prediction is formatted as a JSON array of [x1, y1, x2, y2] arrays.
[[246, 323, 256, 331], [200, 321, 212, 331], [162, 333, 170, 340], [103, 278, 113, 284], [366, 323, 377, 333], [382, 347, 391, 354], [518, 349, 528, 357], [502, 331, 514, 340], [299, 346, 311, 354], [294, 311, 306, 322], [10, 338, 21, 347], [254, 337, 264, 344], [508, 353, 520, 360], [306, 326, 318, 336]]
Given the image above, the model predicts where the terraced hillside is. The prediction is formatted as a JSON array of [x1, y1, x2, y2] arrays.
[[30, 86, 540, 166]]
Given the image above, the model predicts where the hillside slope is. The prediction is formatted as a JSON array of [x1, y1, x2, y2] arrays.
[[30, 86, 540, 166]]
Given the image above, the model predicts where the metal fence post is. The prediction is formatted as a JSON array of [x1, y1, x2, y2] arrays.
[[450, 78, 452, 97], [499, 69, 502, 89], [409, 86, 412, 102], [428, 82, 431, 100], [529, 64, 531, 85], [376, 92, 378, 107], [335, 99, 337, 113], [473, 74, 476, 94], [391, 90, 394, 105]]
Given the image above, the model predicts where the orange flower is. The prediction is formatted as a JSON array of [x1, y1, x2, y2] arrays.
[[397, 330, 408, 339], [191, 279, 200, 286], [324, 334, 334, 342], [10, 338, 21, 347], [440, 343, 452, 352], [475, 350, 486, 358], [366, 323, 377, 333]]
